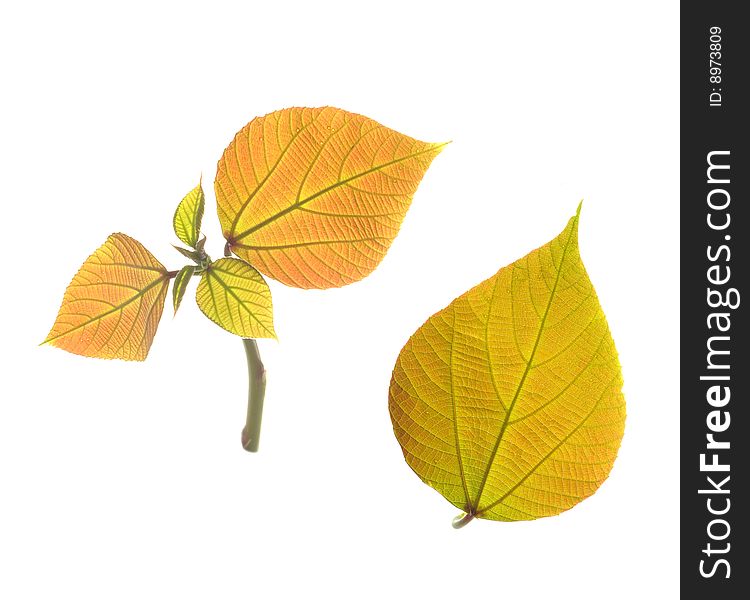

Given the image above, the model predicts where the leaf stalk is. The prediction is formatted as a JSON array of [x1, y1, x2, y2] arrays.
[[241, 338, 267, 452], [452, 511, 475, 529]]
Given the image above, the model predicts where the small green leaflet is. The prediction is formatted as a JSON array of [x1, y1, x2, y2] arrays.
[[173, 245, 203, 263], [196, 258, 276, 339], [172, 265, 196, 315], [173, 180, 205, 248]]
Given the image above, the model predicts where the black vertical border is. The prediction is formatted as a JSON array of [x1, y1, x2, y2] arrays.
[[682, 3, 747, 597]]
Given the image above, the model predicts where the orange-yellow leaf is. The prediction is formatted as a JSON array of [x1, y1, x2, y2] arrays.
[[215, 106, 446, 289], [43, 233, 170, 361], [389, 206, 625, 525]]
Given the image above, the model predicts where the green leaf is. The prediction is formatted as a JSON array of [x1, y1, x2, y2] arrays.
[[172, 265, 196, 315], [389, 205, 625, 525], [173, 180, 205, 248], [196, 258, 276, 339], [172, 245, 203, 263]]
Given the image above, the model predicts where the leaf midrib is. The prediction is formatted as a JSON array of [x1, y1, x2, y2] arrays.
[[206, 264, 274, 338], [233, 236, 391, 252], [44, 273, 168, 344], [476, 372, 620, 517], [469, 218, 578, 512], [231, 145, 446, 243], [228, 114, 318, 236]]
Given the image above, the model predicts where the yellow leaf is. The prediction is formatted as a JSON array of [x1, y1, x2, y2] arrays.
[[215, 106, 446, 289], [43, 233, 169, 361], [389, 206, 625, 524], [172, 265, 196, 315], [173, 180, 205, 248], [195, 258, 276, 339]]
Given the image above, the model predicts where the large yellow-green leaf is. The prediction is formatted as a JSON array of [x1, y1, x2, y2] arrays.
[[196, 258, 276, 339], [43, 233, 169, 361], [173, 180, 205, 248], [215, 106, 446, 289], [389, 206, 625, 525]]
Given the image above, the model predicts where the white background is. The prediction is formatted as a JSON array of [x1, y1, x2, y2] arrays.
[[0, 1, 679, 598]]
